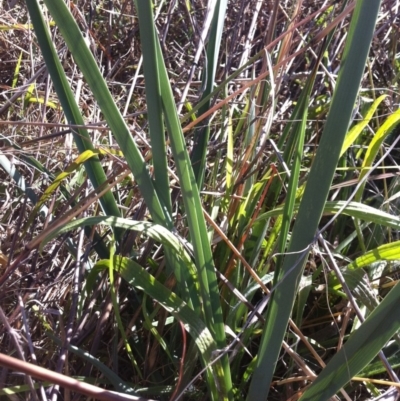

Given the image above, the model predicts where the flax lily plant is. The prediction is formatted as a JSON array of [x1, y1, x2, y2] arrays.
[[2, 0, 400, 400]]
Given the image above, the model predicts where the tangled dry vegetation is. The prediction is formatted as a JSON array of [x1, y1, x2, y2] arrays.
[[0, 0, 400, 400]]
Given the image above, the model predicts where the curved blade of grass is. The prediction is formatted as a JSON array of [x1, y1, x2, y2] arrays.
[[247, 1, 382, 399], [25, 0, 121, 231], [190, 0, 228, 187], [152, 24, 233, 398], [350, 105, 400, 248], [130, 3, 232, 392], [256, 200, 400, 230], [40, 0, 171, 228], [299, 281, 400, 401], [40, 216, 197, 284], [92, 256, 227, 399], [355, 107, 400, 200], [108, 242, 143, 378], [274, 52, 323, 280], [135, 0, 171, 215], [347, 240, 400, 269], [340, 94, 387, 156], [28, 149, 101, 222]]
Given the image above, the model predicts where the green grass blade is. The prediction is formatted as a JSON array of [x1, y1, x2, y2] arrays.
[[91, 256, 226, 399], [156, 40, 227, 340], [40, 216, 197, 282], [299, 282, 400, 401], [190, 0, 228, 187], [256, 200, 400, 231], [356, 107, 400, 200], [25, 0, 121, 228], [40, 0, 171, 228], [130, 7, 232, 393], [108, 241, 143, 378], [135, 0, 171, 214], [340, 94, 387, 156], [274, 59, 320, 277], [247, 1, 382, 399], [158, 42, 233, 401], [347, 240, 400, 269]]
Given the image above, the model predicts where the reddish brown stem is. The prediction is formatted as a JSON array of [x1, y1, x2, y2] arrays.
[[0, 353, 155, 401]]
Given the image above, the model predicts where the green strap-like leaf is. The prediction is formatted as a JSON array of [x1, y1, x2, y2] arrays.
[[247, 1, 382, 399], [347, 240, 400, 269], [190, 0, 228, 188], [356, 107, 400, 200], [91, 256, 227, 400], [40, 0, 172, 228], [40, 216, 198, 286], [256, 200, 400, 230], [299, 282, 400, 401], [340, 94, 387, 156], [154, 33, 234, 400], [25, 0, 121, 233], [135, 0, 172, 215]]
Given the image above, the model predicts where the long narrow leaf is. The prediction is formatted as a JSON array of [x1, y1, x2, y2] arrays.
[[25, 0, 121, 233], [135, 1, 171, 214], [340, 94, 387, 156], [40, 0, 171, 228], [356, 107, 400, 200], [135, 7, 233, 395], [347, 240, 400, 269], [299, 282, 400, 401], [247, 1, 382, 399], [256, 200, 400, 230], [191, 0, 228, 187], [274, 52, 322, 279], [40, 216, 198, 286]]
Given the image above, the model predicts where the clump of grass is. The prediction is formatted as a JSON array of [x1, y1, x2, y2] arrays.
[[1, 0, 400, 400]]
